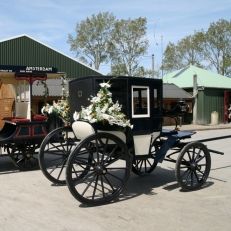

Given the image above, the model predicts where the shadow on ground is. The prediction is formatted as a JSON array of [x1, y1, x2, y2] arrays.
[[0, 155, 215, 207], [118, 166, 179, 202], [0, 155, 19, 174]]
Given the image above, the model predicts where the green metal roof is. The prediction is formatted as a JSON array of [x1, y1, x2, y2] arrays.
[[163, 65, 231, 89], [0, 34, 102, 79]]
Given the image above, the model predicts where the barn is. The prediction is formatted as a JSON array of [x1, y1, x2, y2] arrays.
[[0, 34, 102, 127]]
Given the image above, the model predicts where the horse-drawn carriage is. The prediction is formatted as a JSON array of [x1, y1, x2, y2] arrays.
[[0, 65, 64, 170], [38, 75, 227, 206]]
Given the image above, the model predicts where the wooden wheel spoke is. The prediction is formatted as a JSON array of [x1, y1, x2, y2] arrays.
[[99, 137, 109, 161], [195, 167, 205, 175], [104, 144, 119, 163], [138, 160, 144, 172], [56, 163, 65, 180], [181, 168, 191, 181], [100, 176, 105, 198], [92, 175, 99, 200], [193, 170, 200, 183], [190, 171, 194, 187], [146, 159, 152, 168], [48, 158, 66, 175], [103, 174, 116, 192], [196, 154, 205, 163], [187, 151, 192, 161], [195, 149, 203, 161], [81, 175, 96, 197]]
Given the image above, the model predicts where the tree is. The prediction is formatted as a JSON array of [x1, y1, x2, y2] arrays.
[[109, 17, 148, 76], [162, 33, 204, 73], [162, 19, 231, 77], [67, 12, 116, 70], [202, 19, 231, 76], [178, 33, 204, 67], [162, 42, 182, 72]]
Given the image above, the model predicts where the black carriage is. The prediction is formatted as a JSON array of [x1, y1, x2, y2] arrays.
[[39, 75, 224, 206], [0, 66, 65, 170]]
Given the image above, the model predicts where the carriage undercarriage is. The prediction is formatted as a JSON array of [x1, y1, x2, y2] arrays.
[[38, 121, 223, 206]]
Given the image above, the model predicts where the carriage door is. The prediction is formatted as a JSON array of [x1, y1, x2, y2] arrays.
[[131, 86, 152, 155]]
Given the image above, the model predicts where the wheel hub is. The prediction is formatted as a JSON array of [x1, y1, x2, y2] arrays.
[[94, 165, 107, 175], [190, 162, 197, 170]]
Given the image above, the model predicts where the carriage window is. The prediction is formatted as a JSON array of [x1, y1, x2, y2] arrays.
[[153, 88, 161, 113], [132, 86, 150, 118], [154, 89, 158, 108]]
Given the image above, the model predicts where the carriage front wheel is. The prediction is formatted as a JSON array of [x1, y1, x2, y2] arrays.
[[66, 132, 131, 206], [176, 142, 211, 190]]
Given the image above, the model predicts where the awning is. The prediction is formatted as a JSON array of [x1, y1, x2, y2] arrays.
[[0, 71, 65, 84]]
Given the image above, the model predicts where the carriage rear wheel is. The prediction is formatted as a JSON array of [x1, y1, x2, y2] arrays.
[[176, 142, 211, 190], [38, 126, 77, 185], [132, 136, 160, 175], [7, 143, 39, 171], [66, 132, 131, 206]]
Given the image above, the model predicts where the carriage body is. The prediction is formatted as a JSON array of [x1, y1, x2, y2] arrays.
[[69, 76, 163, 156]]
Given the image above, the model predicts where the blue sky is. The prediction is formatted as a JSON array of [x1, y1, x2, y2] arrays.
[[0, 0, 230, 74]]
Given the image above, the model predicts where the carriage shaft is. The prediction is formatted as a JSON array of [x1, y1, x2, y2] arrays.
[[197, 134, 231, 143]]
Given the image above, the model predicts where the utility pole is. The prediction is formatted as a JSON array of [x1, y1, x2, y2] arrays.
[[161, 35, 163, 78], [152, 54, 155, 78]]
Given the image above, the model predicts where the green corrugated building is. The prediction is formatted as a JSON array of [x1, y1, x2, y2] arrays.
[[0, 34, 101, 78], [0, 34, 102, 118], [163, 65, 231, 124]]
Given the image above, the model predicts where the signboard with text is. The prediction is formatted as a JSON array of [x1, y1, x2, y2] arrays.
[[0, 65, 58, 74]]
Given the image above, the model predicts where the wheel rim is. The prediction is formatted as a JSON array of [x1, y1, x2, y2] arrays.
[[39, 126, 77, 184], [176, 142, 211, 190], [66, 132, 131, 206]]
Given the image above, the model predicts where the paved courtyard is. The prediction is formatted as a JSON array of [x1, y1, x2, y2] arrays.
[[0, 128, 231, 231]]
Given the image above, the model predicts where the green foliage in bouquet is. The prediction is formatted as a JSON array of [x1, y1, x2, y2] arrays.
[[73, 82, 133, 128], [41, 98, 71, 124]]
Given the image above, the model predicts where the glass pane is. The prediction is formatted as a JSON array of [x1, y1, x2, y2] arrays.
[[133, 87, 148, 115], [154, 89, 158, 108]]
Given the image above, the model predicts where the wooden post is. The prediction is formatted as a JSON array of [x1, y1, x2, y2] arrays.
[[193, 74, 198, 124]]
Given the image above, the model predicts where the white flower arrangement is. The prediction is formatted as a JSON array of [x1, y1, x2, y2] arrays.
[[41, 99, 71, 123], [74, 82, 133, 129]]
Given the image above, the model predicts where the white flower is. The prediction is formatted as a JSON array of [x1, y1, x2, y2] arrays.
[[99, 82, 111, 88], [77, 81, 133, 129], [41, 99, 71, 122], [48, 106, 54, 114], [41, 106, 46, 114], [73, 111, 79, 121]]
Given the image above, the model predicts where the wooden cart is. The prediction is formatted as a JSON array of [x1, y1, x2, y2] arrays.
[[0, 65, 64, 170]]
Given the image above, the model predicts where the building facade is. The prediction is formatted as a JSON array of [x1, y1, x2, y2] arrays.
[[0, 35, 102, 126], [163, 65, 231, 124]]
